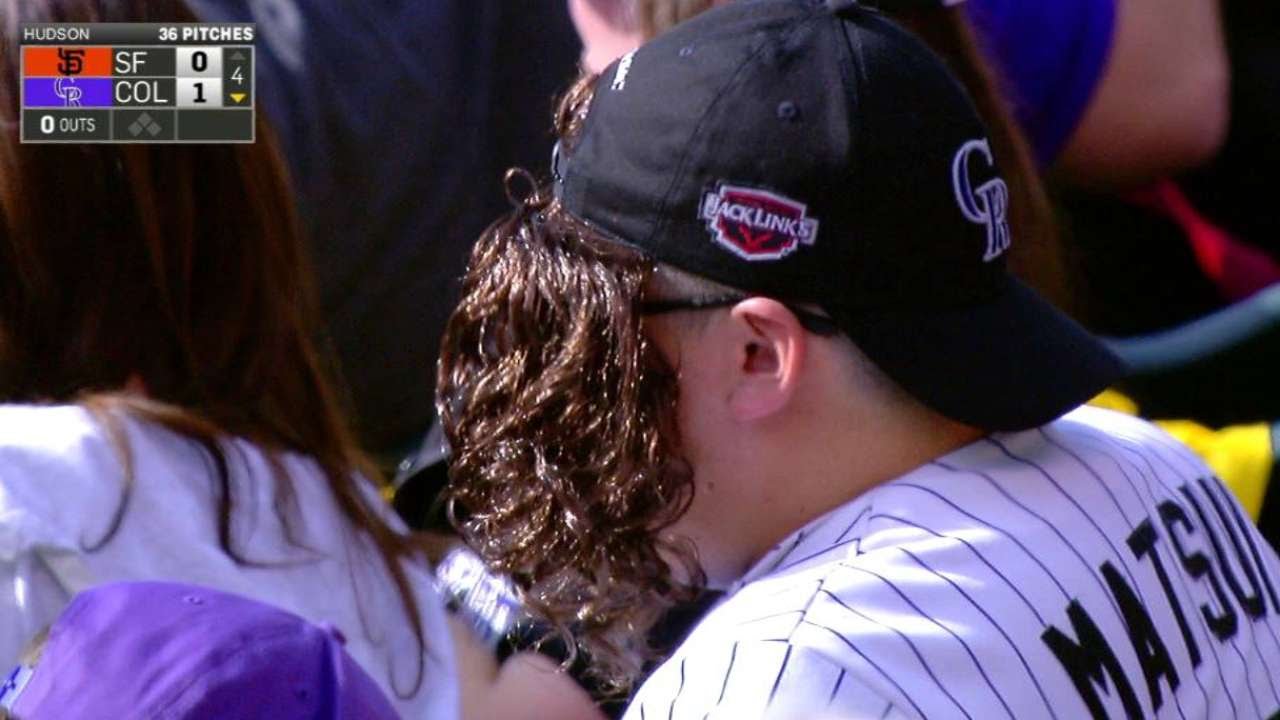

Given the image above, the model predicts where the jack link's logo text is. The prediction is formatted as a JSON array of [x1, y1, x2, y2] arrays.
[[699, 184, 820, 262]]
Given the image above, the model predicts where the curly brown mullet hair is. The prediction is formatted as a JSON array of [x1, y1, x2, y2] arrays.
[[437, 75, 702, 691]]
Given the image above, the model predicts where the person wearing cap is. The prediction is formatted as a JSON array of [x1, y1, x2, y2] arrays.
[[0, 582, 402, 720], [437, 1, 1280, 718], [566, 0, 1280, 556]]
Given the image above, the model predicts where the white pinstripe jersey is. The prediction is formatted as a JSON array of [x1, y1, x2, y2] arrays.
[[623, 406, 1280, 720]]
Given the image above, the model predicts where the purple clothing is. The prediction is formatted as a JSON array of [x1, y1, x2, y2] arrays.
[[3, 582, 400, 720], [966, 0, 1117, 167]]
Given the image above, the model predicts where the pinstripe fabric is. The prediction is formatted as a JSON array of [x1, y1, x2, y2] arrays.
[[623, 407, 1280, 720]]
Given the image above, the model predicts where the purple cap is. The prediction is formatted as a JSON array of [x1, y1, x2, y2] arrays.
[[2, 582, 401, 720]]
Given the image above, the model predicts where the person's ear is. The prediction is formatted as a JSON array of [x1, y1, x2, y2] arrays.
[[726, 298, 806, 422], [569, 0, 645, 74]]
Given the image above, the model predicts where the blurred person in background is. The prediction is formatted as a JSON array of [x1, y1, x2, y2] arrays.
[[572, 0, 1230, 185], [0, 1, 605, 717], [186, 0, 582, 463], [1183, 3, 1280, 260], [0, 1, 454, 717], [972, 0, 1228, 187]]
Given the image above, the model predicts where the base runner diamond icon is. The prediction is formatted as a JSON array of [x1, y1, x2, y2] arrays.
[[127, 113, 162, 138]]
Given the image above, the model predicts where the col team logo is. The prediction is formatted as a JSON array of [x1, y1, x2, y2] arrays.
[[699, 184, 820, 262], [53, 77, 83, 107], [951, 138, 1011, 263]]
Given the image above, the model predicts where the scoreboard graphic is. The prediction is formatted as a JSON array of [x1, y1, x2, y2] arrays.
[[19, 23, 255, 144]]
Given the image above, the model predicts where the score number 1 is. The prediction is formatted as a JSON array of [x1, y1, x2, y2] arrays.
[[192, 50, 208, 103]]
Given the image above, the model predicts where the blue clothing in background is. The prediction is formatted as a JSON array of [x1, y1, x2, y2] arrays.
[[966, 0, 1116, 167]]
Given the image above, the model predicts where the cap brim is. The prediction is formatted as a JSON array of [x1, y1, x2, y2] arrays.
[[836, 277, 1127, 432]]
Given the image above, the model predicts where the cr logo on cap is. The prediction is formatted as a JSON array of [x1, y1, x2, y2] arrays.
[[699, 184, 820, 262], [952, 139, 1011, 262]]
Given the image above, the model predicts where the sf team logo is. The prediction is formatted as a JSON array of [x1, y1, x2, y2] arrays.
[[56, 48, 85, 76], [699, 184, 820, 262], [952, 138, 1011, 262]]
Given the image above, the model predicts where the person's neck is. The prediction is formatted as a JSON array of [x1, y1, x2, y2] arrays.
[[738, 410, 984, 581]]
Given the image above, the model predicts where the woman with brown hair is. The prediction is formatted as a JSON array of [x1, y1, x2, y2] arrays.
[[0, 0, 462, 717]]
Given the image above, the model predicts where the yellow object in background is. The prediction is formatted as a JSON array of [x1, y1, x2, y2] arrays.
[[1090, 390, 1273, 520], [1089, 389, 1140, 416]]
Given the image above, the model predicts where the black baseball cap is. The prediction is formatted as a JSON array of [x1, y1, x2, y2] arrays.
[[553, 0, 1125, 431]]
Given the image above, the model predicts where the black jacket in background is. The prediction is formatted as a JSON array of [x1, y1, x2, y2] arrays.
[[188, 0, 580, 453]]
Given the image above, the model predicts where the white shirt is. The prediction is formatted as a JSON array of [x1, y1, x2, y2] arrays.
[[625, 406, 1280, 720], [0, 404, 458, 720]]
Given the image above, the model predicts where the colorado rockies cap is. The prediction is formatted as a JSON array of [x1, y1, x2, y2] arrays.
[[554, 0, 1125, 431], [1, 582, 398, 720]]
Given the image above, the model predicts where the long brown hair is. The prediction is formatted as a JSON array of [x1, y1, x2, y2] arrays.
[[0, 0, 428, 695], [439, 74, 699, 691]]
